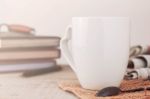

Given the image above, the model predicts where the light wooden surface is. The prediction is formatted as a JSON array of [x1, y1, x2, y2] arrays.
[[0, 65, 77, 99]]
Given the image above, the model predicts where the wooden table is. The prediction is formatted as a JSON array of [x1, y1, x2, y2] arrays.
[[0, 66, 77, 99]]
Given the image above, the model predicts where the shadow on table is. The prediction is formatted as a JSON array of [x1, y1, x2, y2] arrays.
[[21, 65, 62, 77]]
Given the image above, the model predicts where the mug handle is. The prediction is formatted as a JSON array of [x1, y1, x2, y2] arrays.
[[60, 25, 77, 72]]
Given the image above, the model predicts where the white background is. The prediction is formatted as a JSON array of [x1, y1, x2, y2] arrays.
[[0, 0, 150, 64]]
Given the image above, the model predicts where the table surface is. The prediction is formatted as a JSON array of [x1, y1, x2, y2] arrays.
[[0, 65, 77, 99]]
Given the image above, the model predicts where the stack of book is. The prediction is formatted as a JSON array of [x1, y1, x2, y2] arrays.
[[0, 24, 60, 72]]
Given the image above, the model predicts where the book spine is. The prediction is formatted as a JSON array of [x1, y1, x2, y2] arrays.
[[0, 58, 56, 64], [0, 40, 1, 48], [0, 60, 57, 73], [1, 39, 60, 48], [0, 49, 61, 60], [1, 36, 61, 39], [0, 47, 59, 51]]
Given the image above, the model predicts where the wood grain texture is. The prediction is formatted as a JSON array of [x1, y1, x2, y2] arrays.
[[0, 65, 77, 99]]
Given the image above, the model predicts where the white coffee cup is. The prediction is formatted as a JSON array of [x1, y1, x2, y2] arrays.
[[61, 17, 130, 90]]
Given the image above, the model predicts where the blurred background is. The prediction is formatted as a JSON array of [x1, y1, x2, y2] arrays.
[[0, 0, 150, 64]]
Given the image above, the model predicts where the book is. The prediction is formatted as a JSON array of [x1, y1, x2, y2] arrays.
[[0, 47, 60, 60], [0, 59, 57, 73], [0, 58, 55, 64], [0, 36, 60, 48]]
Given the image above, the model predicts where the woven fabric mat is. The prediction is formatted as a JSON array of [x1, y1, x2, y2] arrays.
[[59, 80, 150, 99]]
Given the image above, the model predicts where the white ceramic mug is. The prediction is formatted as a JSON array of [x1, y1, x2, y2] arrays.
[[60, 17, 130, 90]]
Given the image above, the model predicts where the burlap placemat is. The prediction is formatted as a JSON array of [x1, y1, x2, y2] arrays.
[[58, 80, 150, 99]]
